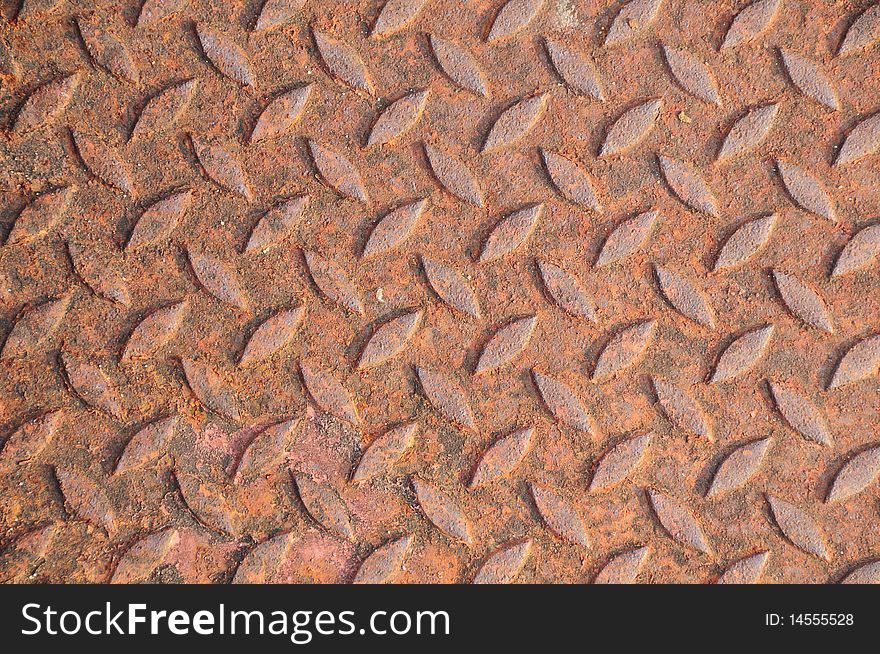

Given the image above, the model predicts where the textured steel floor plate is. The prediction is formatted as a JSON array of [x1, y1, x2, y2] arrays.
[[1, 0, 880, 584]]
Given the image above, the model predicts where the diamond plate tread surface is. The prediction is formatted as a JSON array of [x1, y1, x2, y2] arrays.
[[0, 0, 879, 585]]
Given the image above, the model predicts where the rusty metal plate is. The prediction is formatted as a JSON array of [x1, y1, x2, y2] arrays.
[[1, 0, 879, 585]]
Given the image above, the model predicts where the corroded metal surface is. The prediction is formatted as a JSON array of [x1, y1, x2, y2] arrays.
[[1, 0, 879, 584]]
